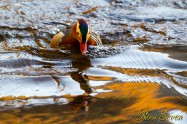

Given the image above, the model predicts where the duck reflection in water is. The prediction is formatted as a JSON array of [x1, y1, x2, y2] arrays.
[[52, 55, 96, 112], [69, 56, 95, 112], [69, 95, 96, 112], [70, 56, 93, 93]]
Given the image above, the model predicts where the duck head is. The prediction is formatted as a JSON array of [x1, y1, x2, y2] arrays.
[[72, 19, 91, 55]]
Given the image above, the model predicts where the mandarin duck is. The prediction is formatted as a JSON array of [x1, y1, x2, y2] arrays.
[[50, 19, 102, 55]]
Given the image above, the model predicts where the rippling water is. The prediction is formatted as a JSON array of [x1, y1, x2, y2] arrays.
[[0, 0, 187, 124]]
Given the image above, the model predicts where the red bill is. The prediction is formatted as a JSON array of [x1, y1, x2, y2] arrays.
[[80, 42, 87, 55]]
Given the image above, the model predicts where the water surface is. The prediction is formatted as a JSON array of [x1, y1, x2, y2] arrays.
[[0, 0, 187, 124]]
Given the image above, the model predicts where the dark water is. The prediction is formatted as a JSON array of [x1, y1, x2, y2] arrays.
[[0, 0, 187, 124]]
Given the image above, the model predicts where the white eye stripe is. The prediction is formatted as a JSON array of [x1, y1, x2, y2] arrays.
[[88, 28, 90, 34], [76, 22, 81, 36]]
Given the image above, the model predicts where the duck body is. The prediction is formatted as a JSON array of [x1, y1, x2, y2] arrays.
[[50, 19, 102, 55]]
